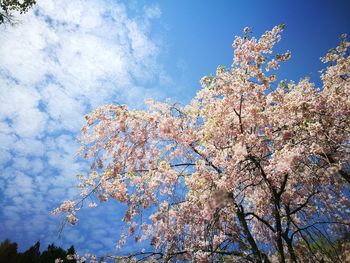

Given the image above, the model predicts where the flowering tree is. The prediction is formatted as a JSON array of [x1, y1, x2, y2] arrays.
[[55, 25, 350, 262]]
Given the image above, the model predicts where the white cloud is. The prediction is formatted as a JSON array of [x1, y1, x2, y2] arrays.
[[0, 0, 169, 255], [0, 82, 47, 138]]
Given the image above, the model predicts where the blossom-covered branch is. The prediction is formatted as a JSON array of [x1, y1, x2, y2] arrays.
[[55, 25, 350, 262]]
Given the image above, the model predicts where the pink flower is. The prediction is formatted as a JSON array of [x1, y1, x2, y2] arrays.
[[66, 214, 78, 225]]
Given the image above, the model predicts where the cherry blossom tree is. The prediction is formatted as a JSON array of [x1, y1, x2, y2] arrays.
[[54, 25, 350, 262]]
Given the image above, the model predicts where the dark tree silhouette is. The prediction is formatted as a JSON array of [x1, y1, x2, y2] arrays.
[[0, 239, 76, 263], [0, 239, 18, 263], [40, 244, 67, 263], [19, 241, 40, 263]]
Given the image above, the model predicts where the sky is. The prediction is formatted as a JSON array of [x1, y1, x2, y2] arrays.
[[0, 0, 349, 257]]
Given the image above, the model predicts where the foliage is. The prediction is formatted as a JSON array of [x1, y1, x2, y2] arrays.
[[0, 0, 36, 24], [55, 25, 350, 262], [0, 239, 18, 263], [0, 239, 77, 263]]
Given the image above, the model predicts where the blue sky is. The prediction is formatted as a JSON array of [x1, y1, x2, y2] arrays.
[[0, 0, 349, 257]]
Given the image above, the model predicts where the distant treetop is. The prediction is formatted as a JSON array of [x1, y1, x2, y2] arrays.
[[0, 0, 36, 25]]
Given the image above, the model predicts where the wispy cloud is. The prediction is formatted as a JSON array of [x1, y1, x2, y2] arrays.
[[0, 0, 169, 254]]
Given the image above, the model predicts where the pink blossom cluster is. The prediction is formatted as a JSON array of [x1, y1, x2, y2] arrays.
[[55, 25, 350, 262]]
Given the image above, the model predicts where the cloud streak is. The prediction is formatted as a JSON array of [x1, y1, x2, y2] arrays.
[[0, 0, 168, 254]]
